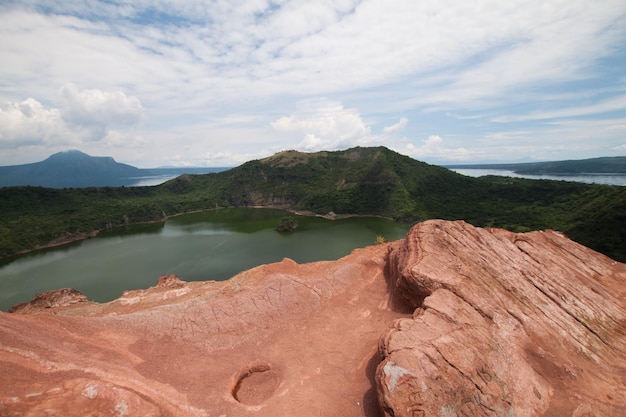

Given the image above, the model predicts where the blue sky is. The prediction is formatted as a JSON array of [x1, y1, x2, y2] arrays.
[[0, 0, 625, 167]]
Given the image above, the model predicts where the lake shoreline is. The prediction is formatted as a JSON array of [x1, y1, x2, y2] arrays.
[[1, 208, 411, 311], [6, 206, 396, 260]]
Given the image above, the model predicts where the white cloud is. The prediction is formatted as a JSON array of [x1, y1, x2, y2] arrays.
[[383, 117, 408, 134], [403, 135, 474, 161], [201, 151, 265, 167], [394, 1, 626, 110], [0, 98, 83, 147], [271, 98, 372, 151], [101, 130, 145, 148], [1, 1, 626, 165], [0, 84, 145, 152], [8, 1, 623, 107], [61, 83, 144, 127], [493, 94, 626, 122], [0, 11, 155, 100]]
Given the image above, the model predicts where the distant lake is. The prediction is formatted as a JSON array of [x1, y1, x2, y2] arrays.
[[127, 167, 230, 187], [0, 208, 409, 311], [127, 174, 184, 186], [450, 169, 626, 186], [132, 167, 626, 187]]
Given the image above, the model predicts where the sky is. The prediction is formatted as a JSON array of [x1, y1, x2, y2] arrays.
[[0, 1, 625, 168]]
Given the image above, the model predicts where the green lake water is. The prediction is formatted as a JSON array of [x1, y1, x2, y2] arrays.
[[0, 208, 410, 311]]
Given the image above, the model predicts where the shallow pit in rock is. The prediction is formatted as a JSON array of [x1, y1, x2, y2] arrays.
[[232, 363, 281, 405]]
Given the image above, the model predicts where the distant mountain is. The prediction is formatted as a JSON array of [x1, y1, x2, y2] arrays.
[[0, 151, 227, 188], [446, 156, 626, 174]]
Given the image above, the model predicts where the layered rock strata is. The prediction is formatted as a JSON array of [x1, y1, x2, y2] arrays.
[[378, 221, 626, 417], [0, 220, 624, 417]]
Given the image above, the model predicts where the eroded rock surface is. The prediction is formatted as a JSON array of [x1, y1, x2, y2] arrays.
[[0, 220, 624, 417], [8, 287, 88, 313], [378, 220, 626, 417], [0, 244, 404, 417]]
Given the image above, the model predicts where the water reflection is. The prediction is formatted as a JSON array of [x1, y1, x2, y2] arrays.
[[451, 169, 626, 186], [0, 209, 409, 311]]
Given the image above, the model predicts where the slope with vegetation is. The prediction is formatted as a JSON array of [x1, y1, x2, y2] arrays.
[[1, 146, 624, 261]]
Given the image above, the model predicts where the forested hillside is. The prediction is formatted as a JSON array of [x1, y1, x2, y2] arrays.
[[1, 147, 624, 261]]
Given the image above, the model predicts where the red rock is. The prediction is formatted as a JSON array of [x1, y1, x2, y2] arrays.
[[378, 220, 626, 417], [8, 287, 88, 313], [0, 246, 404, 416], [0, 220, 624, 416]]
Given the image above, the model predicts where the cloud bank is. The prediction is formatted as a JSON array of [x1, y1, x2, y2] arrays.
[[271, 99, 373, 152], [0, 0, 625, 165], [61, 84, 144, 128], [0, 85, 144, 153]]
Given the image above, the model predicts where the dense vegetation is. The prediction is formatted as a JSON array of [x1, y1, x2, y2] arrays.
[[1, 146, 624, 261]]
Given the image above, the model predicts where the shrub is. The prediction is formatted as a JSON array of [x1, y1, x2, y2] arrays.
[[276, 216, 298, 232]]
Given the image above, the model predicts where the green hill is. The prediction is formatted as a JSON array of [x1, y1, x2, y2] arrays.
[[1, 146, 624, 261]]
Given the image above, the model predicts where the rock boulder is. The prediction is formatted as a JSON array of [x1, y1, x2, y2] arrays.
[[378, 220, 626, 417]]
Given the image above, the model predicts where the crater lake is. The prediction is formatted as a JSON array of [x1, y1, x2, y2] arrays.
[[0, 208, 410, 311]]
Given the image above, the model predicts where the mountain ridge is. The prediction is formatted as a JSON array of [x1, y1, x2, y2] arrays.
[[0, 150, 227, 188], [0, 150, 142, 187], [2, 149, 625, 188], [0, 146, 624, 261]]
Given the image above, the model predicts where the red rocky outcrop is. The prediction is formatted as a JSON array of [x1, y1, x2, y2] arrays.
[[8, 287, 88, 313], [0, 245, 401, 416], [0, 220, 624, 416], [378, 220, 626, 417]]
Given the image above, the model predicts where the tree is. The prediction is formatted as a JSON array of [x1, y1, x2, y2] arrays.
[[276, 216, 298, 232]]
